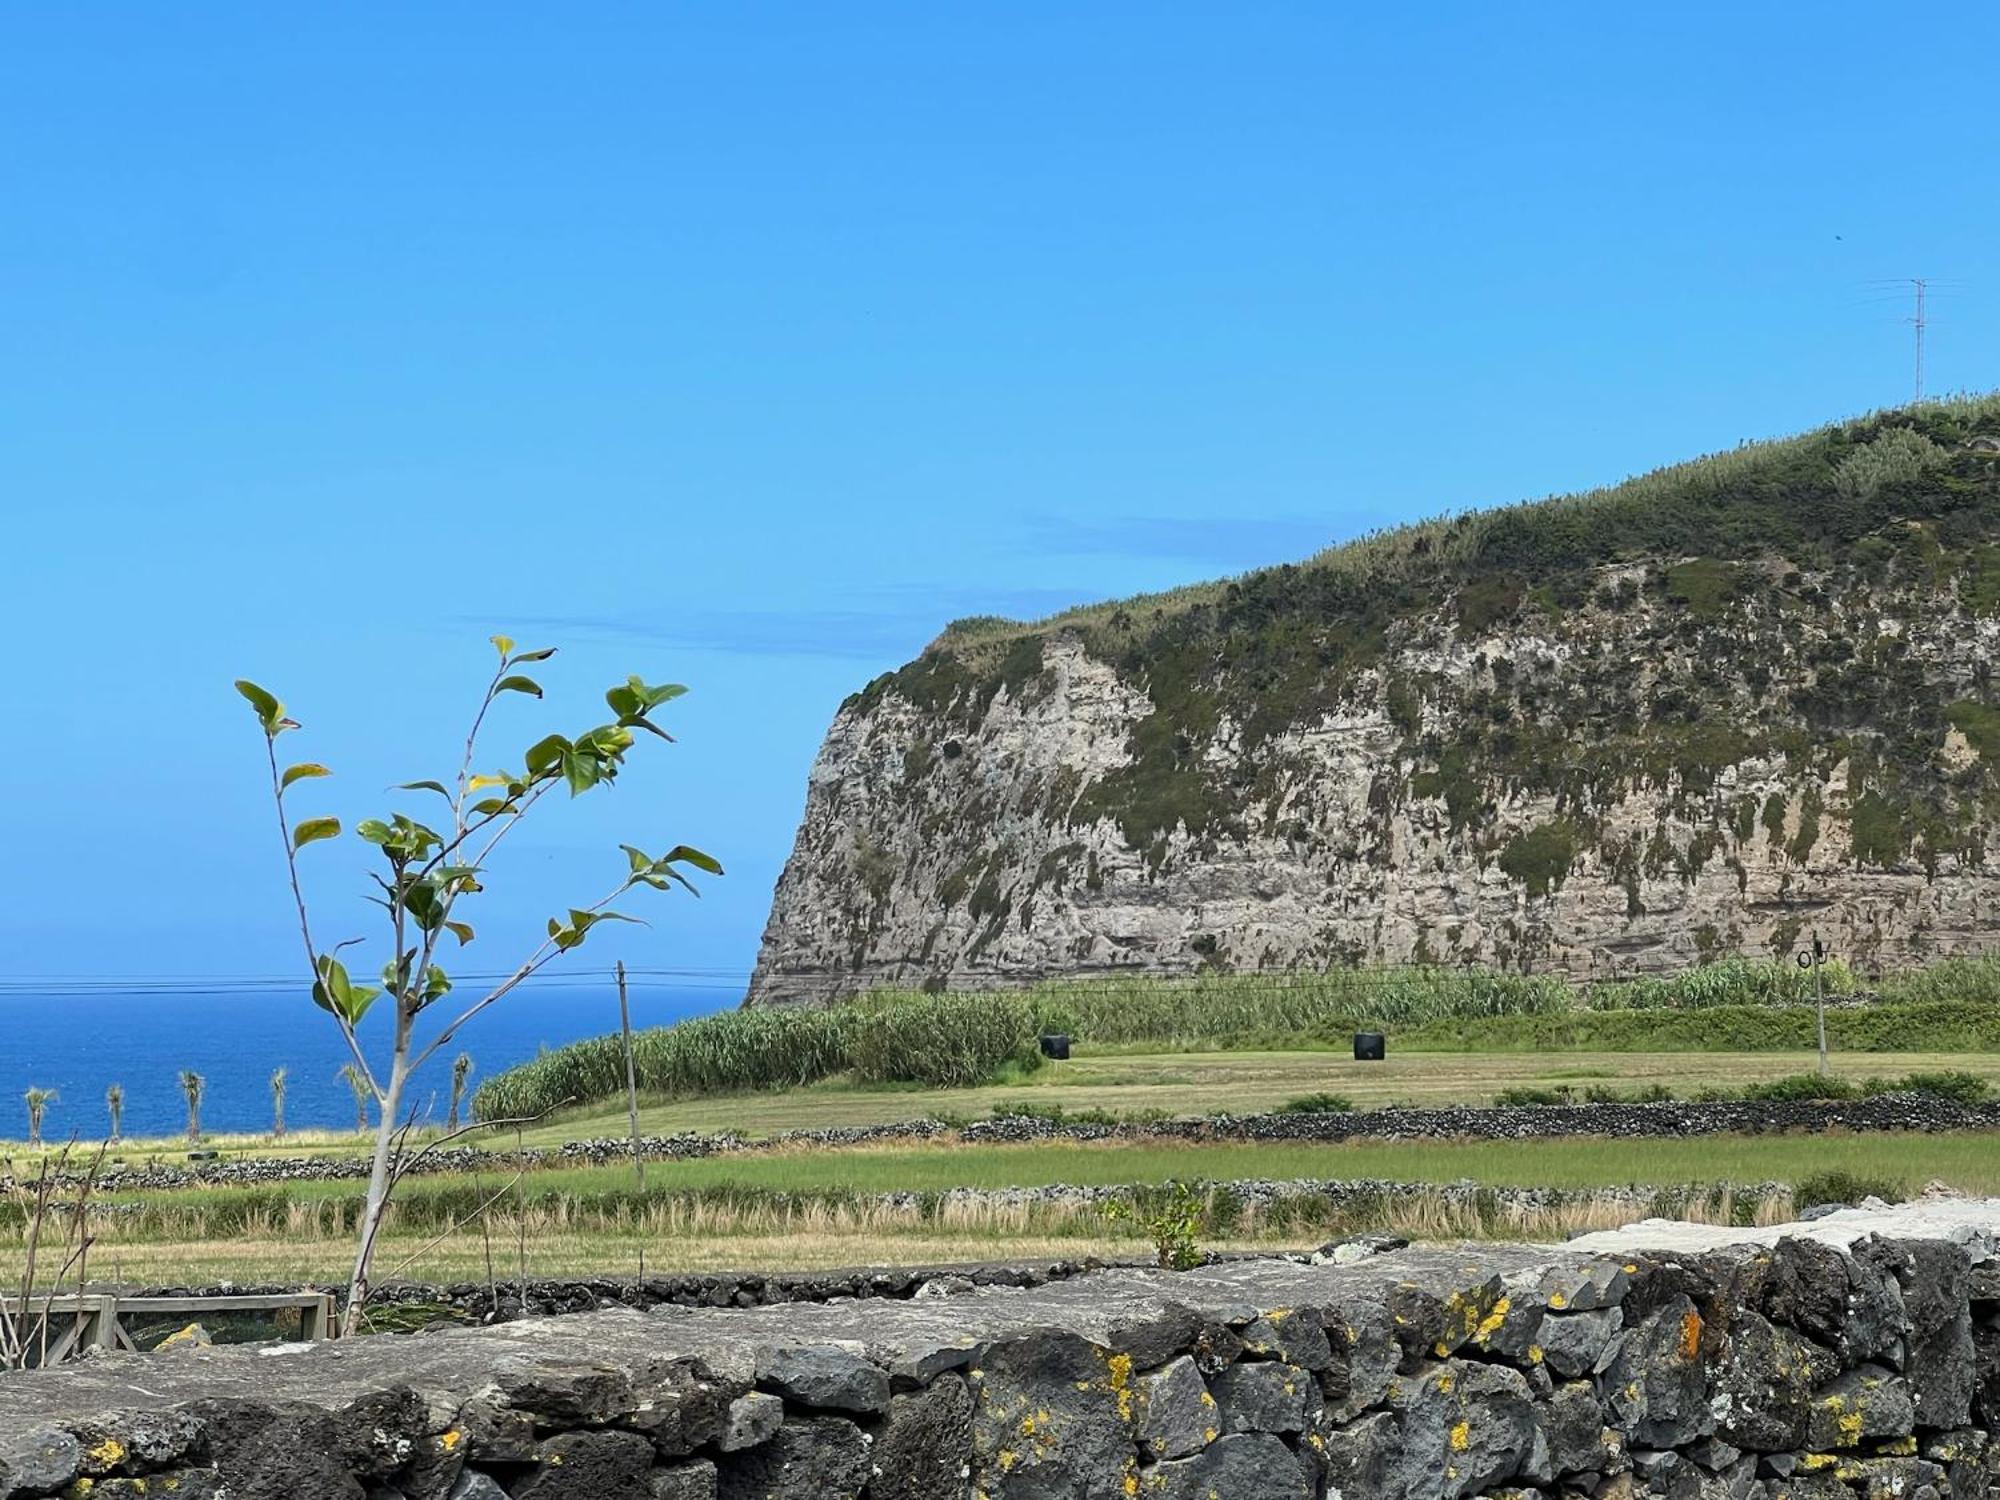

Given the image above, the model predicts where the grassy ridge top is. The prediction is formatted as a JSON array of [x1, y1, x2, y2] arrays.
[[839, 395, 2000, 867], [922, 394, 2000, 660]]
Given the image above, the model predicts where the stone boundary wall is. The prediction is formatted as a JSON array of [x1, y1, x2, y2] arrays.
[[4, 1203, 2000, 1498], [40, 1091, 1998, 1196]]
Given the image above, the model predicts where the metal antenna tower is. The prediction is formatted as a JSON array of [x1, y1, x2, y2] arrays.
[[1909, 277, 1928, 402], [1859, 277, 1964, 403]]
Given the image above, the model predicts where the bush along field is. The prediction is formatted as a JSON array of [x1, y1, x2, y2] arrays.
[[471, 954, 2000, 1120]]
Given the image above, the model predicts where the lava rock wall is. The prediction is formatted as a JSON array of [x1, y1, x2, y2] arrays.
[[4, 1230, 2000, 1498]]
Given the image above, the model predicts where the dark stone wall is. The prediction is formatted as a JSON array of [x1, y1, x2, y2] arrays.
[[3, 1227, 1999, 1498], [32, 1091, 1994, 1197]]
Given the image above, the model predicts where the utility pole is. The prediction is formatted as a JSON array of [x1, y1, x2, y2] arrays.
[[1799, 931, 1830, 1077], [617, 961, 644, 1190]]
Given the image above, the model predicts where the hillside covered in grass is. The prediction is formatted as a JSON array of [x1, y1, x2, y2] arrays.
[[753, 398, 2000, 1001]]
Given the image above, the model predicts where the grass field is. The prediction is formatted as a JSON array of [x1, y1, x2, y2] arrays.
[[7, 1125, 1993, 1289], [8, 1042, 1996, 1292], [508, 1047, 2000, 1145]]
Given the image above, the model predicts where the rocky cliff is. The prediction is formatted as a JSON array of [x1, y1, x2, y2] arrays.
[[751, 401, 2000, 1005]]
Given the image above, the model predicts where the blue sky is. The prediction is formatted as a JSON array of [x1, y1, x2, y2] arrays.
[[4, 4, 1996, 990]]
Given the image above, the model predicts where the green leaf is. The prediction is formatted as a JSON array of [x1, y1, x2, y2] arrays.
[[339, 984, 381, 1025], [620, 843, 652, 873], [561, 750, 603, 797], [356, 819, 393, 845], [622, 676, 687, 712], [491, 634, 515, 659], [469, 797, 509, 816], [525, 734, 570, 776], [423, 965, 452, 1003], [664, 845, 724, 875], [511, 646, 557, 664], [281, 762, 332, 790], [496, 675, 543, 699], [606, 683, 642, 718], [311, 955, 377, 1023], [394, 780, 452, 799], [443, 919, 475, 946], [292, 816, 341, 850], [234, 679, 292, 735]]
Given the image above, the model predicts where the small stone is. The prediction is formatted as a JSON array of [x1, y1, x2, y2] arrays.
[[868, 1375, 973, 1500], [68, 1410, 204, 1475], [1540, 1307, 1624, 1379], [446, 1475, 508, 1500], [1685, 1437, 1743, 1472], [756, 1345, 890, 1414], [1805, 1364, 1917, 1449], [493, 1361, 636, 1428], [719, 1393, 785, 1452], [1600, 1295, 1715, 1450], [1135, 1356, 1217, 1460], [1539, 1260, 1633, 1314], [512, 1431, 655, 1500], [1141, 1433, 1312, 1500], [650, 1459, 719, 1500], [715, 1417, 869, 1500], [0, 1428, 81, 1494], [1212, 1360, 1315, 1435], [1322, 1299, 1400, 1422], [453, 1397, 539, 1463], [1242, 1310, 1332, 1371]]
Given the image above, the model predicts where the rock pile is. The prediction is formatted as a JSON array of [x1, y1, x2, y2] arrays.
[[30, 1091, 1991, 1196]]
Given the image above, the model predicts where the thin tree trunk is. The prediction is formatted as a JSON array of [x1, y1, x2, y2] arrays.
[[618, 961, 644, 1191], [344, 1046, 409, 1336]]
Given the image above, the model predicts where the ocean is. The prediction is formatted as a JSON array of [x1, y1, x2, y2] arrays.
[[0, 976, 739, 1141]]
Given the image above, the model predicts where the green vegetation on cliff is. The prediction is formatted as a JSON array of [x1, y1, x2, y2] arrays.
[[847, 397, 2000, 890]]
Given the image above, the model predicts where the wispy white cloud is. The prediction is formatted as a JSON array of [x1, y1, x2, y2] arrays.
[[1024, 513, 1335, 566], [485, 585, 1086, 660]]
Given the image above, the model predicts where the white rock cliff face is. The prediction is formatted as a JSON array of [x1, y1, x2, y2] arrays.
[[750, 560, 2000, 1006]]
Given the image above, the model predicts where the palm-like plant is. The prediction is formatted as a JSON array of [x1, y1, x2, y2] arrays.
[[23, 1088, 56, 1147], [448, 1053, 474, 1132], [105, 1083, 124, 1143], [338, 1064, 370, 1134], [178, 1070, 205, 1142], [270, 1067, 288, 1139]]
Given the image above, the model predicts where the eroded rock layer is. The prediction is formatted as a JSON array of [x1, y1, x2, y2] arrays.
[[752, 406, 2000, 1003]]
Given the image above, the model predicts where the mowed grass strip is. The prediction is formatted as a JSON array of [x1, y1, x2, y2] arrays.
[[83, 1128, 2000, 1207], [513, 1049, 2000, 1145], [16, 1129, 1993, 1288]]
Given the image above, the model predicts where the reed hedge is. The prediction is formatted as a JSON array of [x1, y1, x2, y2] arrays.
[[472, 956, 2000, 1119]]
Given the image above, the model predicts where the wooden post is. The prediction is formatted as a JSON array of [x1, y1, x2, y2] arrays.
[[1812, 929, 1830, 1077], [617, 960, 644, 1190]]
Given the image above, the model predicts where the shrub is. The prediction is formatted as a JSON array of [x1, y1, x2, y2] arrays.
[[1791, 1170, 1906, 1211], [1864, 1070, 1991, 1106], [1585, 956, 1855, 1011], [1735, 1073, 1858, 1102], [848, 993, 1038, 1089], [1105, 1181, 1206, 1270], [1494, 1086, 1576, 1107], [1274, 1092, 1355, 1115]]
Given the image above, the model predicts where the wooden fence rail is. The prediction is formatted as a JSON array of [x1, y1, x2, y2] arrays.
[[0, 1291, 336, 1365]]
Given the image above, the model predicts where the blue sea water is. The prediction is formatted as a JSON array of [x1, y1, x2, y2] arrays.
[[0, 978, 738, 1141]]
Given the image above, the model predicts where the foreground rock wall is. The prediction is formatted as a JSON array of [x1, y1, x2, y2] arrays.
[[6, 1203, 2000, 1498]]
